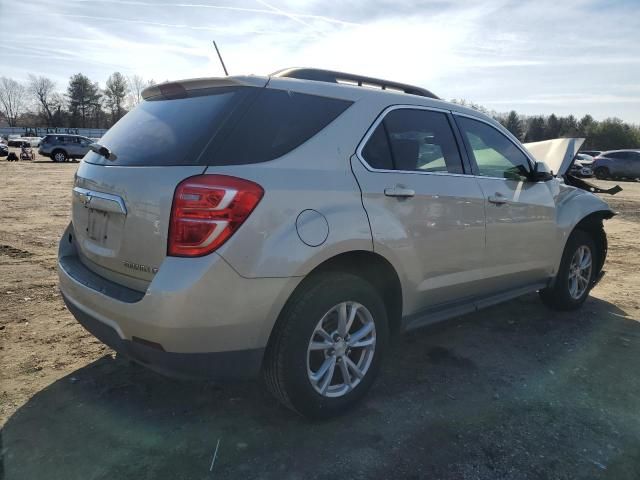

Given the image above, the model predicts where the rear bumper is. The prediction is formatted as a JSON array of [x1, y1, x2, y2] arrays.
[[63, 294, 264, 380], [58, 223, 301, 379]]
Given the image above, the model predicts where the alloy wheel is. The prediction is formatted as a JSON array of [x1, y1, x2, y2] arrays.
[[568, 245, 592, 299], [306, 301, 376, 398]]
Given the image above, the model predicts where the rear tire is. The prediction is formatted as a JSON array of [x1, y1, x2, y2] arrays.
[[594, 167, 609, 180], [539, 230, 597, 311], [52, 150, 67, 163], [263, 272, 388, 419]]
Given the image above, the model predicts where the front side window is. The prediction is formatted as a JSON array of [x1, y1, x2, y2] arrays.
[[457, 116, 531, 180], [361, 109, 463, 174]]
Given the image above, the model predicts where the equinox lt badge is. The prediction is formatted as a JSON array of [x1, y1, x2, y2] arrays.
[[123, 261, 158, 274]]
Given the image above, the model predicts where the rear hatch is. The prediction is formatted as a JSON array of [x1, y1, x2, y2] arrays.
[[71, 76, 267, 291], [70, 74, 353, 291]]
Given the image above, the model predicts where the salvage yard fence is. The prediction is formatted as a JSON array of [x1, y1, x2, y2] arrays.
[[0, 127, 108, 139]]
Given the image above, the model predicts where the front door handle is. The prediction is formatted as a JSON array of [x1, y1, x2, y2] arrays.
[[488, 193, 508, 205], [384, 186, 415, 198]]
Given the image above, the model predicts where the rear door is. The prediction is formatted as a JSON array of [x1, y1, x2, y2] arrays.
[[351, 106, 487, 312], [68, 137, 83, 157], [454, 114, 556, 290]]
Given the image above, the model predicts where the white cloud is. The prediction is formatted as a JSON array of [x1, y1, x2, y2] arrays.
[[1, 0, 639, 122]]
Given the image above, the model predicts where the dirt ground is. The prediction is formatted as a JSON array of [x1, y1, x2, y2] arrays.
[[1, 150, 639, 480]]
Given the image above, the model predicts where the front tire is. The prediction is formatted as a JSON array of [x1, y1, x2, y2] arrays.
[[594, 167, 609, 180], [264, 272, 388, 419], [540, 230, 597, 311]]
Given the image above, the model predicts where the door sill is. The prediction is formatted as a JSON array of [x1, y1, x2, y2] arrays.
[[403, 282, 548, 331]]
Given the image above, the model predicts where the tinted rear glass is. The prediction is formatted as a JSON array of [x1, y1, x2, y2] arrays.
[[84, 88, 247, 166], [84, 87, 352, 167], [211, 89, 352, 165]]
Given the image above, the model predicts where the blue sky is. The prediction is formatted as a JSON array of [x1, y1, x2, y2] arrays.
[[1, 0, 639, 122]]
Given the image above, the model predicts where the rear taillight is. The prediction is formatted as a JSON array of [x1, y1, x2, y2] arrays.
[[168, 175, 264, 257]]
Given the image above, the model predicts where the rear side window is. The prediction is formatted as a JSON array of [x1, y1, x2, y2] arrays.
[[361, 109, 464, 174], [212, 89, 352, 165]]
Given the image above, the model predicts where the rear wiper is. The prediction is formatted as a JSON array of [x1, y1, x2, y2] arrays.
[[89, 143, 117, 161]]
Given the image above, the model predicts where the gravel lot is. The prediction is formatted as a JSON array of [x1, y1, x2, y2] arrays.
[[1, 151, 639, 479]]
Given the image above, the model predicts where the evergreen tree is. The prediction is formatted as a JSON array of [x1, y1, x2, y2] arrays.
[[560, 114, 578, 137], [502, 110, 524, 140], [545, 114, 561, 138], [525, 116, 545, 142], [66, 73, 101, 128]]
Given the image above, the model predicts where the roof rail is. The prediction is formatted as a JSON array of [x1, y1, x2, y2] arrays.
[[271, 68, 438, 99]]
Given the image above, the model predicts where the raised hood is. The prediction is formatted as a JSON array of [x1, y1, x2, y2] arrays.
[[523, 138, 585, 176]]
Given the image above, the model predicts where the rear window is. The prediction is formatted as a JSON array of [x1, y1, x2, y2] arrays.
[[85, 88, 246, 166], [85, 87, 352, 167]]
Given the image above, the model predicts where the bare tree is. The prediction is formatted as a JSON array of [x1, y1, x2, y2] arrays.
[[0, 77, 26, 127], [28, 74, 57, 126], [127, 74, 154, 107]]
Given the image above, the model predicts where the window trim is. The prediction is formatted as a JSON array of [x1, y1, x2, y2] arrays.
[[355, 104, 473, 178], [452, 112, 537, 180]]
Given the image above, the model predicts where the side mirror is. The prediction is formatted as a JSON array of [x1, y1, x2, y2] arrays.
[[530, 161, 554, 182]]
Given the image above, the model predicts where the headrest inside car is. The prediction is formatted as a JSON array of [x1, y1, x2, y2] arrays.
[[392, 139, 419, 171]]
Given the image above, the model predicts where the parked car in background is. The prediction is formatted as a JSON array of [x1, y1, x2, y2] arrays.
[[7, 135, 23, 147], [0, 142, 8, 157], [593, 150, 640, 179], [39, 134, 93, 162], [580, 150, 602, 158], [58, 68, 616, 418], [569, 153, 594, 177], [6, 136, 41, 147]]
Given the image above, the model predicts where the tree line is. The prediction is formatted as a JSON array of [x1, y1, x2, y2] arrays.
[[0, 74, 638, 150], [0, 73, 155, 130], [454, 99, 639, 151]]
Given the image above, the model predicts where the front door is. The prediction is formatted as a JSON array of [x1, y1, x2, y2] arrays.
[[454, 114, 557, 291], [351, 107, 487, 314]]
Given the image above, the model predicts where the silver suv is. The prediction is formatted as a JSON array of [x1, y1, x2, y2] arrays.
[[593, 150, 640, 179], [39, 134, 93, 162], [58, 68, 614, 418]]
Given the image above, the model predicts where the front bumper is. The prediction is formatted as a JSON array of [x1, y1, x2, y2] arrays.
[[58, 223, 300, 380]]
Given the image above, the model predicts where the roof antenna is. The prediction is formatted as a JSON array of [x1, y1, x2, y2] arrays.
[[212, 41, 229, 76]]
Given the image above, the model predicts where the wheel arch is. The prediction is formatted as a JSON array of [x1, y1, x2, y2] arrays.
[[572, 210, 614, 277], [554, 208, 614, 286], [265, 250, 404, 355]]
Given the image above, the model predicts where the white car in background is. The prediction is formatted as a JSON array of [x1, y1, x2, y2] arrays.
[[570, 153, 595, 177]]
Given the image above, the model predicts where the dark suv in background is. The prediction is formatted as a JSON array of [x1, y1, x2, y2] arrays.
[[39, 134, 94, 162]]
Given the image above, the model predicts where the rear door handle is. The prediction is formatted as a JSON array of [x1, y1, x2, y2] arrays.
[[384, 186, 415, 198], [488, 193, 508, 205]]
